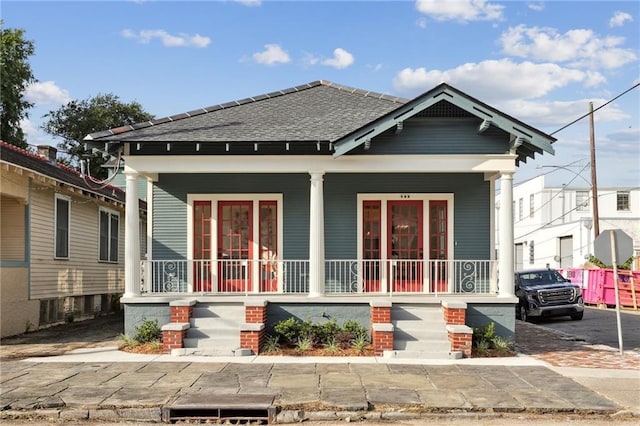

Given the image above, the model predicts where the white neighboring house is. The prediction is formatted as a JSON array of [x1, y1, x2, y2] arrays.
[[497, 175, 639, 271]]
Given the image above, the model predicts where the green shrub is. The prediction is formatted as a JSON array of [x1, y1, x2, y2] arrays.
[[351, 334, 369, 354], [295, 336, 313, 353], [262, 335, 280, 353], [273, 317, 300, 343], [134, 317, 161, 343], [342, 320, 368, 341], [118, 333, 138, 350], [472, 322, 513, 355], [324, 336, 340, 354], [271, 316, 369, 350]]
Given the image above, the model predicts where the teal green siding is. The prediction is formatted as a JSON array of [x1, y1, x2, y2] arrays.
[[349, 118, 510, 155], [466, 304, 516, 340], [324, 173, 490, 259], [152, 173, 309, 260], [152, 172, 489, 261]]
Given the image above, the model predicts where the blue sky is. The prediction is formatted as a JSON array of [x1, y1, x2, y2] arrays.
[[4, 0, 639, 187]]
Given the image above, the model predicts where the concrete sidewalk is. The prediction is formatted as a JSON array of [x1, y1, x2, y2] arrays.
[[1, 348, 638, 424]]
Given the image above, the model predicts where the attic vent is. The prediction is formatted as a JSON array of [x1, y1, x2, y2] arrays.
[[416, 101, 473, 118]]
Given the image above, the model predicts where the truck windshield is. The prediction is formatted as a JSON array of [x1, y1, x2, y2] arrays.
[[519, 270, 566, 285]]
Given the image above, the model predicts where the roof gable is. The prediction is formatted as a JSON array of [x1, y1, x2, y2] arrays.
[[332, 83, 556, 164]]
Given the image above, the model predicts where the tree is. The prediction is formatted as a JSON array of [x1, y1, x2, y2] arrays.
[[0, 22, 36, 149], [42, 93, 153, 178]]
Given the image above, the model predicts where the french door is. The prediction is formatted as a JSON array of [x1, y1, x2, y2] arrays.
[[191, 197, 280, 293], [428, 200, 448, 292], [388, 200, 423, 292], [218, 201, 252, 292], [361, 196, 450, 293]]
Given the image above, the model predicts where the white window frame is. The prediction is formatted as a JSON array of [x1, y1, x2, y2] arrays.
[[529, 194, 535, 218], [98, 207, 120, 263], [576, 190, 589, 211], [617, 191, 630, 211], [54, 194, 70, 259], [518, 197, 524, 221], [187, 194, 283, 293]]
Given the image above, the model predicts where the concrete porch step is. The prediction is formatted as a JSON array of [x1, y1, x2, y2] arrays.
[[395, 340, 452, 352], [383, 350, 463, 360]]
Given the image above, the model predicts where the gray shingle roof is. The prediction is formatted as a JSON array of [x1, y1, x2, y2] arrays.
[[86, 81, 407, 143], [0, 141, 125, 203]]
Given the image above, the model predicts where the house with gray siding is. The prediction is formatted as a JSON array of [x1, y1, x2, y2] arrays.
[[84, 81, 556, 358]]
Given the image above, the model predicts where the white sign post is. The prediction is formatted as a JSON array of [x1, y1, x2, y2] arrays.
[[594, 229, 634, 356]]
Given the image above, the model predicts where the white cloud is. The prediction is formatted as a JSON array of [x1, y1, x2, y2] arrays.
[[302, 52, 319, 67], [20, 117, 58, 146], [607, 127, 640, 142], [253, 44, 290, 65], [528, 2, 545, 12], [415, 0, 504, 22], [609, 11, 633, 28], [499, 98, 628, 127], [321, 48, 354, 69], [24, 81, 71, 106], [416, 17, 428, 29], [499, 25, 637, 70], [392, 59, 602, 101], [121, 29, 211, 48], [234, 0, 261, 6]]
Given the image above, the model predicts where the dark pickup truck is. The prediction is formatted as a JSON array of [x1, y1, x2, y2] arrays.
[[515, 268, 584, 322]]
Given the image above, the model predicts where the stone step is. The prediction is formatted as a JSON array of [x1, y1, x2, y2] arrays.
[[183, 337, 239, 351], [383, 350, 462, 360], [190, 317, 244, 329], [395, 339, 452, 352], [393, 327, 448, 341], [392, 306, 443, 322], [392, 319, 447, 330], [186, 328, 239, 339]]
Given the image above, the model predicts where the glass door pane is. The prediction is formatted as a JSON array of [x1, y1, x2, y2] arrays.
[[429, 200, 447, 292], [193, 201, 212, 291], [388, 201, 423, 292], [218, 201, 252, 292], [363, 201, 381, 292], [259, 201, 278, 292]]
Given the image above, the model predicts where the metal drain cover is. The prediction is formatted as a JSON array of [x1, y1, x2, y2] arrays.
[[163, 393, 277, 424]]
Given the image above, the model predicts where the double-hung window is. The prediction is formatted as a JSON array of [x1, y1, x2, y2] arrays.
[[617, 191, 630, 211], [55, 195, 70, 259], [99, 209, 119, 262], [576, 191, 589, 211]]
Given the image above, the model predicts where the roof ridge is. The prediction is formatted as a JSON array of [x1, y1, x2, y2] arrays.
[[0, 140, 124, 196], [85, 80, 407, 141]]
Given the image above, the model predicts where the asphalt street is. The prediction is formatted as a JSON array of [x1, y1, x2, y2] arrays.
[[533, 306, 640, 351]]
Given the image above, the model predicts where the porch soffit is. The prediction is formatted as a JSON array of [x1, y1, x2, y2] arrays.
[[123, 154, 518, 175], [332, 83, 556, 161]]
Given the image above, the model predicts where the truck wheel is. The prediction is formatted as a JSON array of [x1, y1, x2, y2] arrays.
[[570, 312, 584, 321], [519, 305, 529, 322]]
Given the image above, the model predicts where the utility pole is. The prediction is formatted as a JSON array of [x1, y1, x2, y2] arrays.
[[589, 102, 600, 238]]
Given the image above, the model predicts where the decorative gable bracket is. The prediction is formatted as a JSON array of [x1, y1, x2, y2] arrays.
[[332, 84, 556, 162]]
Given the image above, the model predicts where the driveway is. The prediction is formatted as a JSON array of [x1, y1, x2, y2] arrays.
[[0, 312, 122, 361]]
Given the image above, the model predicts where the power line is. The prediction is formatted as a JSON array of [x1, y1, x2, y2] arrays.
[[550, 82, 640, 136]]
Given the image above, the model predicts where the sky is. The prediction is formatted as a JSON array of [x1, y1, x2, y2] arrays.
[[3, 0, 639, 188]]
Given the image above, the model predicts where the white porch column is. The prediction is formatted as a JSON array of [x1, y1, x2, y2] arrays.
[[498, 172, 515, 298], [124, 171, 141, 297], [308, 171, 325, 297]]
